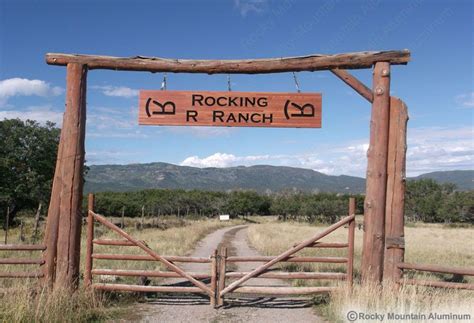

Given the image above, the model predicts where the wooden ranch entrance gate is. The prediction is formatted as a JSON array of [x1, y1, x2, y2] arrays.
[[85, 195, 356, 306], [42, 49, 412, 290]]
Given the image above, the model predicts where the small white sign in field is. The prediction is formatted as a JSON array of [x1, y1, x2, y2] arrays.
[[219, 214, 230, 221]]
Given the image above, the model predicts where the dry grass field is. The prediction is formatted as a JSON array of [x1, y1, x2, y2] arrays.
[[0, 216, 242, 322], [247, 217, 474, 321], [1, 215, 473, 322]]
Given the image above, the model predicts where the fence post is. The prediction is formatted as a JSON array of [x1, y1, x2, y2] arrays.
[[85, 193, 95, 287], [361, 62, 390, 283], [347, 198, 356, 287], [210, 249, 218, 307], [217, 247, 227, 307], [383, 97, 408, 284]]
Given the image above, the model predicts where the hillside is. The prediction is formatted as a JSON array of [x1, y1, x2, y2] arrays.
[[84, 163, 365, 193], [412, 170, 474, 191], [84, 163, 474, 193]]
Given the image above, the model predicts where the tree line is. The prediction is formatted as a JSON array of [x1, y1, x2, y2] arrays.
[[1, 118, 473, 226]]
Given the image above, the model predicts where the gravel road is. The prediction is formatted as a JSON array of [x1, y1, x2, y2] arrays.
[[118, 225, 321, 323]]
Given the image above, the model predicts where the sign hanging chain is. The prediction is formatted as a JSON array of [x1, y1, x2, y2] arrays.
[[161, 73, 167, 90], [292, 72, 301, 93], [227, 74, 232, 92]]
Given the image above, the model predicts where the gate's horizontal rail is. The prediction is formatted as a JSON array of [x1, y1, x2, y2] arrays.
[[93, 239, 136, 246], [306, 242, 349, 248], [0, 258, 45, 265], [0, 271, 44, 278], [0, 244, 46, 251], [400, 279, 474, 290], [226, 256, 347, 263], [225, 271, 346, 280], [93, 283, 203, 293], [92, 268, 211, 279], [230, 286, 337, 295], [91, 211, 213, 296], [92, 253, 211, 263], [398, 263, 474, 276]]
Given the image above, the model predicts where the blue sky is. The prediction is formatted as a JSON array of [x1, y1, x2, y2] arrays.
[[0, 0, 472, 176]]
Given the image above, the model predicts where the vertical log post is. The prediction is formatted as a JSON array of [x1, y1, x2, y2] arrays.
[[44, 63, 88, 289], [217, 247, 227, 307], [361, 62, 391, 283], [210, 249, 218, 307], [383, 97, 408, 283], [347, 197, 356, 287], [85, 194, 95, 287]]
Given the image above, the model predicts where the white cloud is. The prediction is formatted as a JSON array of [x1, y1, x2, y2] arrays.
[[181, 152, 271, 168], [0, 78, 63, 105], [455, 92, 474, 108], [179, 126, 474, 177], [92, 85, 138, 98], [234, 0, 267, 17], [0, 105, 63, 125]]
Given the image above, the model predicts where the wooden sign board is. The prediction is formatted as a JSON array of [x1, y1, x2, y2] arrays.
[[138, 90, 321, 128]]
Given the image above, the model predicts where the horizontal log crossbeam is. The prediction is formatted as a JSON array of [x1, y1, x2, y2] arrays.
[[46, 50, 410, 74], [230, 286, 337, 295], [398, 263, 474, 276], [400, 279, 474, 290], [226, 256, 347, 263], [0, 258, 45, 265], [0, 244, 46, 251], [93, 239, 136, 246], [398, 262, 474, 290], [93, 283, 203, 293], [92, 253, 211, 263], [0, 271, 44, 278]]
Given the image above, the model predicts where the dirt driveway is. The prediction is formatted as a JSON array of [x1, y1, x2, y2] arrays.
[[120, 225, 322, 323]]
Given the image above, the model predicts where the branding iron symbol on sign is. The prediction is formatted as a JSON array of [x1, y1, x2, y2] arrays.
[[145, 98, 176, 117]]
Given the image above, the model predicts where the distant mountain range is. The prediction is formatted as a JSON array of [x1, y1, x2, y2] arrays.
[[84, 163, 474, 193]]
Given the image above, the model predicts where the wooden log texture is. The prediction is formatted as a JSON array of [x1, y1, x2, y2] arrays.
[[400, 279, 474, 290], [398, 263, 474, 276], [0, 271, 44, 278], [92, 283, 203, 293], [45, 63, 88, 289], [217, 247, 227, 307], [225, 272, 346, 280], [230, 286, 337, 295], [0, 244, 46, 251], [221, 215, 354, 295], [92, 253, 211, 263], [91, 269, 211, 279], [226, 256, 348, 263], [296, 242, 349, 248], [93, 239, 136, 246], [91, 211, 212, 296], [347, 198, 356, 286], [85, 195, 95, 287], [361, 62, 391, 283], [45, 50, 410, 74], [210, 250, 218, 307], [0, 258, 45, 265], [330, 69, 373, 102], [384, 97, 408, 282]]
